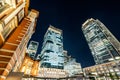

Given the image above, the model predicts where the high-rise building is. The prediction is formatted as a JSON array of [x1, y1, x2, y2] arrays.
[[39, 25, 64, 69], [82, 18, 120, 64], [27, 41, 39, 59], [0, 0, 39, 80]]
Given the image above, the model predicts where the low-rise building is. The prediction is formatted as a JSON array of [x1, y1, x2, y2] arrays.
[[19, 54, 39, 76], [38, 68, 68, 79], [64, 57, 83, 77], [83, 60, 120, 80]]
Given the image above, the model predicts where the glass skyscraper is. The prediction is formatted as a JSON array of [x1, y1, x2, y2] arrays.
[[82, 18, 120, 64], [39, 25, 64, 69]]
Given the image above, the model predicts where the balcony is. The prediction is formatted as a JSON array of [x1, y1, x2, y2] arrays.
[[46, 36, 53, 43]]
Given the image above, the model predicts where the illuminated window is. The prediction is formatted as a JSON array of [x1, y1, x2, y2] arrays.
[[21, 66, 26, 72], [18, 9, 24, 22], [2, 26, 11, 38]]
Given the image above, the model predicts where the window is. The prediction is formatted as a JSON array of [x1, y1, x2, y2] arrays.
[[58, 46, 62, 52], [16, 0, 21, 4], [0, 1, 5, 7], [2, 26, 11, 39], [45, 42, 53, 52], [18, 9, 24, 22]]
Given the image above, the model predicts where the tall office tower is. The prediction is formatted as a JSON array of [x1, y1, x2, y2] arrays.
[[82, 18, 120, 64], [0, 0, 39, 80], [27, 41, 39, 59], [39, 25, 64, 69]]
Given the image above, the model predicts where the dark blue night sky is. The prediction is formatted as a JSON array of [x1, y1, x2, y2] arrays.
[[29, 0, 120, 68]]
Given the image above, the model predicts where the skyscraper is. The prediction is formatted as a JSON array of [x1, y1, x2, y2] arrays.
[[82, 18, 120, 64], [0, 0, 39, 80], [27, 41, 39, 59], [39, 25, 64, 69]]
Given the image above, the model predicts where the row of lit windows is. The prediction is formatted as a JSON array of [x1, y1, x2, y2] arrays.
[[1, 16, 17, 39]]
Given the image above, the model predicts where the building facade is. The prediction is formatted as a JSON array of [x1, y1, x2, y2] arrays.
[[64, 57, 83, 77], [38, 68, 68, 79], [39, 25, 64, 69], [0, 0, 39, 80], [27, 41, 39, 59], [82, 18, 120, 64], [63, 50, 69, 64], [19, 54, 39, 76], [83, 60, 120, 80]]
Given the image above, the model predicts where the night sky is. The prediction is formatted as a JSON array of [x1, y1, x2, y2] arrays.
[[29, 0, 120, 68]]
